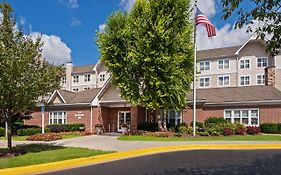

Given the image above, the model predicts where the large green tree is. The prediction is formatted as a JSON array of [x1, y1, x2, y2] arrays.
[[0, 1, 62, 149], [221, 0, 281, 56], [97, 0, 194, 129]]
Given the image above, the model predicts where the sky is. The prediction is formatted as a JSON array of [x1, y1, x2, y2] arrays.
[[3, 0, 256, 66]]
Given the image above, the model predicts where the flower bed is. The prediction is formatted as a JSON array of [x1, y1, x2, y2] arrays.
[[26, 133, 62, 141]]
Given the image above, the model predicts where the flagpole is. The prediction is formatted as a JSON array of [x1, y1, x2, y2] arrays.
[[192, 0, 197, 137]]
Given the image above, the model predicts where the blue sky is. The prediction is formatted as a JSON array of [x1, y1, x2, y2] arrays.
[[4, 0, 254, 66]]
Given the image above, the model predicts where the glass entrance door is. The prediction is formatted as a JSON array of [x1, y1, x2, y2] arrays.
[[117, 111, 131, 132]]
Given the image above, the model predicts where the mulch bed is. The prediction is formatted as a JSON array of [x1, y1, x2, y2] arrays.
[[0, 149, 26, 158]]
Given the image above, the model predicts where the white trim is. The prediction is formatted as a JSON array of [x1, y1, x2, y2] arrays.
[[235, 35, 256, 55], [206, 99, 281, 105], [117, 111, 131, 132], [47, 90, 67, 104], [198, 76, 211, 88], [239, 75, 251, 86], [90, 106, 93, 133], [256, 74, 265, 85], [240, 59, 250, 69], [218, 59, 230, 70], [256, 57, 268, 68], [199, 60, 211, 71], [224, 108, 259, 126], [217, 75, 230, 87], [48, 111, 67, 125], [91, 75, 113, 106]]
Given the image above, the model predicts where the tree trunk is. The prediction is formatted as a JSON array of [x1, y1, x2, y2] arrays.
[[156, 109, 163, 131], [6, 112, 12, 149], [163, 110, 167, 131]]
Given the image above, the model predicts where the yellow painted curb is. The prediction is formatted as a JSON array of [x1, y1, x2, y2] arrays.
[[1, 144, 281, 175]]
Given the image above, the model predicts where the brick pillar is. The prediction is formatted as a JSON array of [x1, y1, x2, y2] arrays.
[[130, 106, 138, 131], [265, 66, 276, 86]]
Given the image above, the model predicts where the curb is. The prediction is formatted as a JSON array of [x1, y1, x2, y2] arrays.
[[1, 144, 281, 175]]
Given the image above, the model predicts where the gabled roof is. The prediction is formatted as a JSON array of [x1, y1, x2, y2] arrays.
[[48, 88, 101, 105], [197, 45, 241, 59], [72, 64, 96, 74], [187, 86, 281, 105]]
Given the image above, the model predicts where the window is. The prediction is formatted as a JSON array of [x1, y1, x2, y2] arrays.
[[73, 75, 79, 83], [61, 76, 66, 84], [84, 74, 91, 82], [72, 88, 79, 92], [240, 75, 250, 86], [218, 75, 230, 86], [49, 112, 67, 124], [100, 74, 105, 82], [257, 74, 265, 85], [199, 61, 210, 71], [199, 77, 210, 87], [240, 59, 250, 69], [218, 59, 229, 69], [257, 57, 268, 67], [83, 87, 90, 90], [224, 109, 259, 126]]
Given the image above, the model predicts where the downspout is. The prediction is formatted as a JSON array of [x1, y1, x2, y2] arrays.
[[236, 54, 239, 86]]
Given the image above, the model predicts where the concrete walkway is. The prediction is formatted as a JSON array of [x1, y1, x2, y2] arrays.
[[1, 135, 281, 151]]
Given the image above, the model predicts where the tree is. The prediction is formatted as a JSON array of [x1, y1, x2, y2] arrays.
[[0, 1, 62, 149], [221, 0, 281, 56], [97, 0, 194, 130]]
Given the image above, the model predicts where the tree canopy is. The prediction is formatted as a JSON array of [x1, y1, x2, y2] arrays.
[[221, 0, 281, 56], [0, 1, 62, 148], [97, 0, 194, 111]]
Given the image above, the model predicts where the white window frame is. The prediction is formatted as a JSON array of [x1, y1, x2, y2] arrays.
[[72, 88, 79, 92], [199, 60, 210, 71], [240, 75, 250, 86], [99, 74, 106, 82], [49, 112, 67, 125], [240, 59, 250, 69], [84, 74, 91, 82], [73, 75, 79, 83], [218, 59, 230, 69], [199, 77, 210, 88], [218, 75, 230, 87], [256, 74, 265, 85], [83, 87, 90, 90], [257, 57, 268, 68], [117, 111, 131, 132], [224, 109, 259, 126], [61, 76, 66, 84]]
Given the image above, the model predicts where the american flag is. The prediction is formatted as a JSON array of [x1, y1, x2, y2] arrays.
[[196, 7, 216, 37]]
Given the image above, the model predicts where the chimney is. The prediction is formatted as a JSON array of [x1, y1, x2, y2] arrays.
[[66, 61, 73, 91], [265, 66, 276, 86]]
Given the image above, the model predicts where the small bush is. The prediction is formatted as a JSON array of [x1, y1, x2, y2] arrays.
[[235, 127, 246, 135], [189, 121, 204, 129], [278, 124, 281, 133], [174, 133, 183, 137], [199, 131, 209, 136], [204, 117, 227, 126], [223, 128, 233, 136], [177, 125, 193, 134], [246, 126, 260, 135], [46, 123, 85, 133], [17, 128, 51, 136], [137, 122, 158, 132], [260, 123, 279, 134], [0, 127, 5, 136], [26, 133, 62, 141]]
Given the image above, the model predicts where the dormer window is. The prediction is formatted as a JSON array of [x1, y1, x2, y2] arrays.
[[100, 74, 105, 82], [61, 76, 66, 84], [84, 74, 91, 82]]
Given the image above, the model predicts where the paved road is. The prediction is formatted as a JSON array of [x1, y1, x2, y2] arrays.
[[42, 149, 281, 175]]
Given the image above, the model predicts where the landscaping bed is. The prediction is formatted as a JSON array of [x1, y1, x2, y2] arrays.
[[0, 144, 113, 169]]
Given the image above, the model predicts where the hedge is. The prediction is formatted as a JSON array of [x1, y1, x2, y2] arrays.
[[17, 128, 51, 136], [0, 127, 5, 136], [260, 123, 281, 134], [137, 122, 158, 132], [46, 123, 85, 133]]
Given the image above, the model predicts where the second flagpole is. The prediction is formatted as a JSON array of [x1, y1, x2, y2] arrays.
[[192, 0, 197, 137]]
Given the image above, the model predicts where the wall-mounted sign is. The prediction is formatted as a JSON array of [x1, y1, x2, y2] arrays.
[[75, 111, 85, 119]]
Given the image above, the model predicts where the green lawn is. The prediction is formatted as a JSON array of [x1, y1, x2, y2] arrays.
[[118, 134, 281, 142], [0, 134, 82, 141], [0, 144, 113, 169]]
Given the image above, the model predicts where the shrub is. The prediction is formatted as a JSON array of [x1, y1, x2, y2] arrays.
[[0, 127, 5, 136], [137, 122, 158, 132], [246, 126, 260, 135], [189, 121, 204, 129], [278, 124, 281, 134], [235, 127, 246, 135], [223, 128, 233, 136], [177, 125, 192, 134], [46, 123, 85, 133], [17, 128, 51, 136], [199, 131, 209, 136], [260, 123, 279, 134], [26, 133, 62, 141], [204, 117, 227, 126]]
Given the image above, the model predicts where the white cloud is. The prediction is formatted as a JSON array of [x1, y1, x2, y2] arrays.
[[70, 17, 82, 27], [59, 0, 79, 9], [98, 24, 106, 33], [196, 0, 216, 18], [120, 0, 136, 12], [30, 32, 71, 65], [19, 16, 26, 25]]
